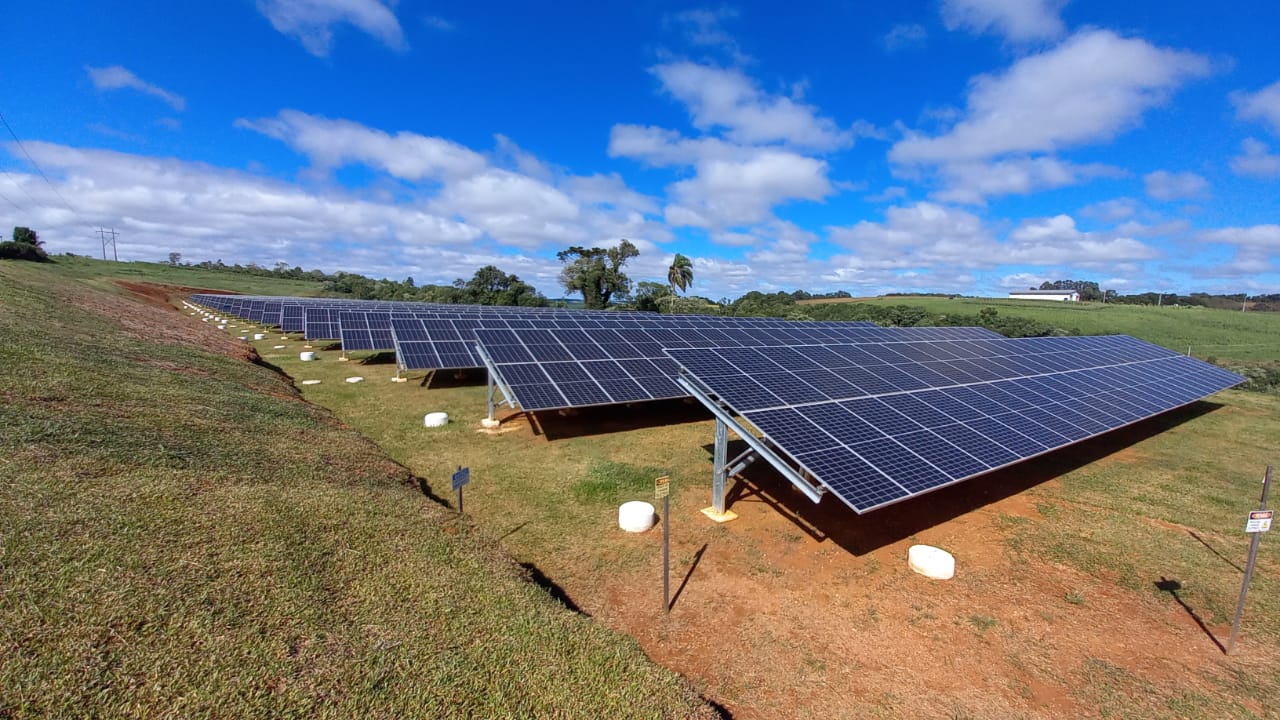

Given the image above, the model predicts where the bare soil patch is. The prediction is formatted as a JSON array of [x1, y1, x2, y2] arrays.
[[76, 281, 259, 363], [578, 474, 1267, 719]]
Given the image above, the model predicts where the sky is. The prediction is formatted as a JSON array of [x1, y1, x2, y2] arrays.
[[3, 1, 1279, 300]]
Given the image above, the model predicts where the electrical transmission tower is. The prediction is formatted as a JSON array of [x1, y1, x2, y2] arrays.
[[98, 227, 118, 261]]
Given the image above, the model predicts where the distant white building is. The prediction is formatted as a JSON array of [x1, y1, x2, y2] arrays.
[[1009, 289, 1080, 302]]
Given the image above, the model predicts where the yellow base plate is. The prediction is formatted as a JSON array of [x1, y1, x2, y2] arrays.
[[700, 507, 739, 523]]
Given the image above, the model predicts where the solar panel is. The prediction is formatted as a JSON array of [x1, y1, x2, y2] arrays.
[[668, 336, 1245, 513], [475, 326, 1010, 413], [303, 307, 344, 340], [338, 311, 398, 351]]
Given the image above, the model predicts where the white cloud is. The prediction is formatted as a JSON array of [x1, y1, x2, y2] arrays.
[[562, 173, 660, 215], [1005, 214, 1160, 265], [827, 202, 997, 268], [1230, 138, 1280, 178], [1199, 225, 1280, 250], [237, 110, 487, 181], [1143, 170, 1209, 201], [1232, 80, 1280, 135], [884, 23, 927, 50], [866, 186, 908, 203], [1188, 227, 1278, 279], [1, 130, 668, 290], [709, 230, 760, 247], [891, 30, 1211, 164], [651, 62, 853, 150], [86, 66, 186, 111], [607, 124, 743, 167], [999, 272, 1050, 290], [1078, 197, 1139, 222], [941, 0, 1067, 42], [828, 204, 1158, 275], [665, 7, 749, 63], [611, 60, 864, 231], [2, 142, 481, 270], [664, 150, 832, 228], [931, 156, 1122, 204], [256, 0, 404, 56], [430, 169, 583, 249]]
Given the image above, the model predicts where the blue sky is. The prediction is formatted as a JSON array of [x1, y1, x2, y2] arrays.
[[3, 1, 1279, 299]]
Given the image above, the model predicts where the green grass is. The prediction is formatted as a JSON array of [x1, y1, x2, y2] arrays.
[[572, 460, 667, 503], [49, 254, 331, 296], [849, 296, 1280, 363], [0, 260, 715, 719]]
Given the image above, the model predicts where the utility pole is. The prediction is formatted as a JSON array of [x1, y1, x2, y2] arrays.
[[98, 227, 118, 261]]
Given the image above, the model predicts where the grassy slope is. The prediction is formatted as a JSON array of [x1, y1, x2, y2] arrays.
[[846, 296, 1280, 363], [51, 255, 331, 297], [0, 260, 715, 719]]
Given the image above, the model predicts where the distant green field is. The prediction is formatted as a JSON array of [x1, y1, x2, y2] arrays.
[[855, 296, 1280, 363], [50, 255, 330, 296]]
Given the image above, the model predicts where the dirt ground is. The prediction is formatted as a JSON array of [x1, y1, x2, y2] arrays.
[[502, 405, 1277, 720]]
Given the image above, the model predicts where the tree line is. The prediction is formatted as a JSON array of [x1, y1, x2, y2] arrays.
[[1030, 278, 1280, 310]]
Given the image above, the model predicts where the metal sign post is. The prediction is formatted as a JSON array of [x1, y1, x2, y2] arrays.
[[1228, 465, 1272, 655], [452, 466, 471, 514], [656, 475, 671, 612]]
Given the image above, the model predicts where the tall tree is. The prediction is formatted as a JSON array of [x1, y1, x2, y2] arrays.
[[557, 239, 639, 309], [454, 265, 547, 306], [12, 227, 40, 246], [632, 280, 672, 312], [666, 253, 694, 312]]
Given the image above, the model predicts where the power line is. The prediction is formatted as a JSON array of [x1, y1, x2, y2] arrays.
[[1, 166, 43, 207], [0, 109, 81, 221], [0, 185, 23, 213]]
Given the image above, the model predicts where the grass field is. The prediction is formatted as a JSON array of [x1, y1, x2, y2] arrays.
[[49, 254, 331, 297], [839, 296, 1280, 364], [0, 260, 717, 719]]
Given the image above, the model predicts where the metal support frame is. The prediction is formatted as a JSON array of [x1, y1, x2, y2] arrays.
[[712, 419, 728, 513], [475, 344, 518, 421], [677, 372, 826, 514]]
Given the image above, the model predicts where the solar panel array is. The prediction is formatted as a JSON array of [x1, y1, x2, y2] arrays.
[[476, 325, 1003, 411], [188, 293, 898, 373], [667, 336, 1245, 513]]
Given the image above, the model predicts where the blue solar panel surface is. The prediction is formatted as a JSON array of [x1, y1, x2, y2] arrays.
[[303, 307, 345, 340], [337, 311, 399, 351], [667, 336, 1245, 513], [476, 326, 1007, 412]]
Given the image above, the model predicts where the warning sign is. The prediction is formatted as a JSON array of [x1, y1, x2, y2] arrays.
[[655, 475, 670, 499], [1245, 509, 1273, 533]]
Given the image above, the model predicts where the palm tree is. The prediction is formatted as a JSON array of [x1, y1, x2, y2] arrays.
[[666, 253, 693, 312]]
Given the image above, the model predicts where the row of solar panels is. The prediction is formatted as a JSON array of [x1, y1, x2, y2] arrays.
[[670, 336, 1245, 513], [187, 293, 888, 373], [187, 294, 1245, 516]]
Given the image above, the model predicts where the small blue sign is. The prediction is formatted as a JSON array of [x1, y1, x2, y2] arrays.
[[452, 467, 471, 491]]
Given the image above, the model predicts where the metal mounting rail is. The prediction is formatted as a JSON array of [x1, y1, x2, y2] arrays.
[[475, 343, 518, 421], [677, 370, 825, 514]]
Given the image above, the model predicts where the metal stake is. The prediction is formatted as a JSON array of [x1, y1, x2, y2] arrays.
[[663, 493, 671, 612], [712, 418, 728, 514], [1228, 465, 1272, 654]]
